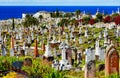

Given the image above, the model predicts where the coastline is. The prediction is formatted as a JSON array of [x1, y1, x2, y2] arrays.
[[0, 6, 120, 20]]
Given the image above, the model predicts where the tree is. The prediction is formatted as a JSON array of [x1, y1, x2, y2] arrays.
[[114, 15, 120, 25], [89, 19, 95, 25], [103, 16, 112, 23], [96, 13, 103, 22], [22, 14, 39, 27], [111, 13, 119, 21], [12, 18, 15, 30], [75, 10, 81, 18], [82, 16, 90, 25], [70, 18, 78, 26], [56, 9, 59, 17]]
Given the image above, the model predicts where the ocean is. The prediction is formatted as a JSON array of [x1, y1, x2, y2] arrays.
[[0, 6, 120, 20]]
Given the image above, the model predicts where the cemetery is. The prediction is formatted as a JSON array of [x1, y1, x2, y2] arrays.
[[0, 9, 120, 78]]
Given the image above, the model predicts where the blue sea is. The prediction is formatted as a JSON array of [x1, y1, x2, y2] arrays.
[[0, 6, 120, 20]]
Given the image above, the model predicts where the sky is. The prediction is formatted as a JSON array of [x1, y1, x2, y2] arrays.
[[0, 0, 120, 6]]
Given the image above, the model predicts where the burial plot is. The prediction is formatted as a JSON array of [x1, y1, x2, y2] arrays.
[[105, 43, 119, 76]]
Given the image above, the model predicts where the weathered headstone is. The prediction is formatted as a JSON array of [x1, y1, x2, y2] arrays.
[[1, 43, 6, 56], [105, 43, 119, 76], [79, 37, 82, 44], [95, 39, 100, 59], [66, 48, 72, 65], [77, 52, 82, 65], [84, 48, 91, 64], [85, 60, 96, 78], [23, 58, 32, 66], [10, 37, 14, 56]]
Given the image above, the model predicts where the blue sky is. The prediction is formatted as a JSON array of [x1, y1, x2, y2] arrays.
[[0, 0, 120, 6]]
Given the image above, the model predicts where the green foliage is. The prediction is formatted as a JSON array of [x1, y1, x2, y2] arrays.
[[58, 18, 69, 27], [82, 16, 90, 25], [106, 73, 120, 78], [111, 13, 119, 19], [22, 14, 39, 27], [75, 10, 81, 18], [96, 13, 103, 22], [45, 69, 64, 78]]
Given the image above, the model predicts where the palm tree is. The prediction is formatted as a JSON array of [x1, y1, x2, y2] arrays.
[[22, 14, 39, 27]]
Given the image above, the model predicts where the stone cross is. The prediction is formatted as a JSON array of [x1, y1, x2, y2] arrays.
[[59, 42, 68, 60], [105, 43, 119, 77]]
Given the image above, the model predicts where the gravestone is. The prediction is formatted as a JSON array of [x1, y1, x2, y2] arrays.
[[1, 43, 6, 56], [79, 37, 83, 44], [77, 52, 82, 66], [23, 58, 32, 66], [105, 43, 119, 76], [10, 37, 14, 56], [95, 40, 100, 59], [99, 47, 105, 61], [84, 48, 92, 64], [44, 41, 52, 58], [84, 60, 96, 78], [91, 48, 95, 61], [66, 48, 72, 65], [85, 29, 88, 38]]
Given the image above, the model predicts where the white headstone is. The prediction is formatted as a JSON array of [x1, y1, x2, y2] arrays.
[[1, 44, 6, 56], [99, 47, 105, 61], [79, 37, 82, 44], [10, 48, 14, 56], [44, 42, 52, 57], [84, 48, 91, 64], [95, 40, 100, 56], [85, 29, 88, 38], [91, 48, 95, 61]]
